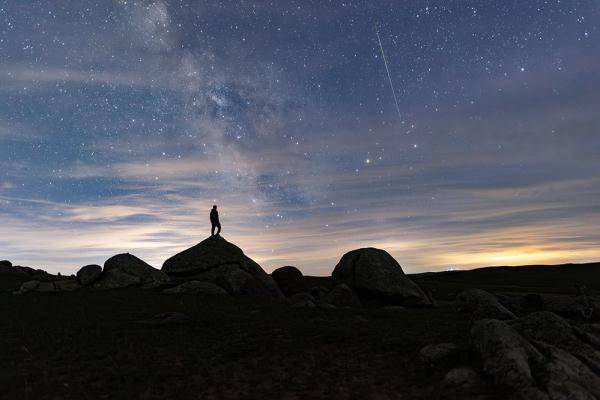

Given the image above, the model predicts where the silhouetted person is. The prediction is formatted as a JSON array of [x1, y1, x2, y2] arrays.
[[210, 205, 221, 236]]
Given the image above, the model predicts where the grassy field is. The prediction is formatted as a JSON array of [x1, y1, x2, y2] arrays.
[[2, 262, 598, 399], [1, 289, 478, 400]]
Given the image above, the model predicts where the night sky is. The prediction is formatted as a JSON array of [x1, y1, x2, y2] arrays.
[[1, 1, 599, 275]]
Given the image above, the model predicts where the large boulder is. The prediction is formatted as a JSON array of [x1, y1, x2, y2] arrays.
[[331, 248, 431, 306], [455, 289, 516, 320], [471, 314, 600, 400], [100, 253, 169, 289], [271, 266, 304, 297], [162, 236, 283, 299], [76, 264, 102, 286], [0, 260, 12, 268]]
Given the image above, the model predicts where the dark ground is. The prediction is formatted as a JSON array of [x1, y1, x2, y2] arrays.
[[1, 262, 598, 400]]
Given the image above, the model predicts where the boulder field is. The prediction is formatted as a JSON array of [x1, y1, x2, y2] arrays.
[[8, 235, 432, 310]]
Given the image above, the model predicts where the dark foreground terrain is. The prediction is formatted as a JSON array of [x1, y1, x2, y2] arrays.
[[1, 253, 599, 399]]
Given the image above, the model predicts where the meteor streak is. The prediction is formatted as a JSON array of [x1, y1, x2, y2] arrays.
[[375, 24, 402, 121]]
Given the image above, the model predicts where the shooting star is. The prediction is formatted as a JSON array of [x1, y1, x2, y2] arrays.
[[375, 24, 402, 121]]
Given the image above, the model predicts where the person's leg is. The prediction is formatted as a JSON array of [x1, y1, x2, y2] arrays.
[[211, 223, 216, 236], [216, 223, 221, 235]]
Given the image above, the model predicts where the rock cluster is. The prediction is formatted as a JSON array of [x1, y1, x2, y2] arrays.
[[422, 288, 600, 400], [162, 236, 283, 299]]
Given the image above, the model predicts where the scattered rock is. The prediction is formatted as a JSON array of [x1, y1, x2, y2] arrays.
[[322, 283, 362, 307], [471, 317, 600, 400], [76, 264, 102, 286], [271, 266, 304, 297], [15, 280, 40, 294], [14, 279, 80, 293], [104, 253, 169, 288], [544, 294, 595, 320], [419, 343, 459, 365], [455, 289, 516, 320], [512, 311, 600, 374], [332, 248, 431, 306], [163, 281, 229, 295], [288, 292, 316, 308], [134, 312, 192, 325], [0, 260, 12, 267], [162, 236, 283, 299]]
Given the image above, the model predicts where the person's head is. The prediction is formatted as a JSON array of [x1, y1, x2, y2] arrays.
[[213, 205, 217, 210]]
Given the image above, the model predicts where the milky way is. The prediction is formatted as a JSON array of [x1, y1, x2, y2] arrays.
[[1, 1, 599, 274]]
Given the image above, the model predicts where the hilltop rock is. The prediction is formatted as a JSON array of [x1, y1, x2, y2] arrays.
[[163, 281, 229, 296], [271, 266, 304, 297], [97, 253, 169, 289], [162, 236, 283, 299], [455, 289, 516, 320], [331, 248, 431, 306], [76, 264, 102, 286], [0, 260, 12, 268]]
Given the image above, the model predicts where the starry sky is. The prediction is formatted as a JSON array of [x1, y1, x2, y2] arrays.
[[1, 1, 600, 275]]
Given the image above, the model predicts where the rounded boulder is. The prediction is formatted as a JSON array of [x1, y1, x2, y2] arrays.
[[332, 248, 431, 306]]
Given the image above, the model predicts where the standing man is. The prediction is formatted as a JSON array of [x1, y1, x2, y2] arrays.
[[210, 205, 221, 236]]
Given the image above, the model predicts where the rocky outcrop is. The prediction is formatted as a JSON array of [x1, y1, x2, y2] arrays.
[[331, 248, 431, 306], [471, 313, 600, 400], [0, 260, 12, 268], [455, 289, 516, 320], [271, 266, 304, 297], [162, 236, 283, 299], [76, 264, 102, 286], [322, 283, 362, 307], [93, 253, 169, 290], [163, 281, 229, 295], [104, 254, 169, 287]]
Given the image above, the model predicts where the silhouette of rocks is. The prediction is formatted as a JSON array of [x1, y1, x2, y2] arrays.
[[471, 314, 600, 400], [162, 236, 283, 299], [332, 248, 431, 306], [94, 253, 169, 290], [271, 266, 304, 297], [163, 281, 229, 296], [289, 292, 316, 308], [0, 260, 12, 268], [76, 264, 102, 286], [454, 289, 516, 320], [15, 279, 80, 294], [322, 283, 362, 307], [419, 342, 460, 366]]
